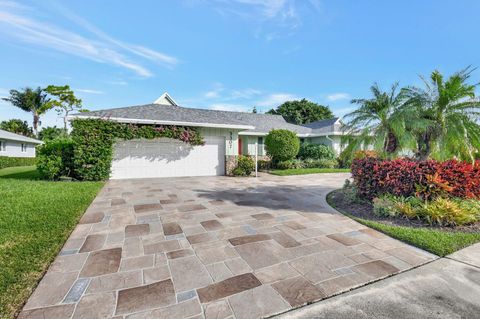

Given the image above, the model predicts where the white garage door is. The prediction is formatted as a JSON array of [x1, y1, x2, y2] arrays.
[[111, 137, 225, 179]]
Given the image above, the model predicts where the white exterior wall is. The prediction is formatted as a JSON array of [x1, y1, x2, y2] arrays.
[[200, 127, 240, 155], [0, 139, 36, 157]]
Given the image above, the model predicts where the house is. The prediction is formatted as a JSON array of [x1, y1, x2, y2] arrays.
[[0, 129, 42, 158], [69, 93, 345, 179]]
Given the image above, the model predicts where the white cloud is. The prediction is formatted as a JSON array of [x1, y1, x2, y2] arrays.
[[229, 88, 262, 100], [326, 93, 350, 102], [209, 103, 251, 112], [203, 82, 224, 99], [0, 2, 178, 76], [76, 88, 104, 94], [107, 80, 128, 86], [256, 93, 298, 108]]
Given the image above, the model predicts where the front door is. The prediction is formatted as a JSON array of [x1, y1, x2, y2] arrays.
[[238, 137, 242, 155]]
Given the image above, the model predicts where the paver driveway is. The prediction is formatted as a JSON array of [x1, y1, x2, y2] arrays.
[[19, 173, 436, 319]]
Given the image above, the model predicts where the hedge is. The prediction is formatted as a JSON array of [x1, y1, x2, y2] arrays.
[[36, 138, 74, 180], [0, 156, 36, 169], [71, 119, 204, 181], [351, 156, 480, 200], [297, 143, 335, 160]]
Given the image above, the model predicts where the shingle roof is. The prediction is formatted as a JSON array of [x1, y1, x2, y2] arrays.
[[302, 117, 342, 134], [72, 104, 339, 135], [0, 129, 42, 144]]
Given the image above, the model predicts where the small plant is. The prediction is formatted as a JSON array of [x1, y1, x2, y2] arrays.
[[418, 198, 479, 226], [373, 195, 400, 217], [233, 155, 255, 176], [276, 159, 304, 170]]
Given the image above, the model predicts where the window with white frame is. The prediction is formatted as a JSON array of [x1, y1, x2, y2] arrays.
[[21, 143, 27, 152], [0, 140, 5, 152]]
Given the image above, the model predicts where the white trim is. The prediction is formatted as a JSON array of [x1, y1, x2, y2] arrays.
[[153, 92, 179, 106], [67, 115, 255, 130], [239, 131, 344, 137]]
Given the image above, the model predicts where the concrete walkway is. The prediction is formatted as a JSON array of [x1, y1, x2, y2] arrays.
[[19, 173, 436, 319], [276, 243, 480, 319]]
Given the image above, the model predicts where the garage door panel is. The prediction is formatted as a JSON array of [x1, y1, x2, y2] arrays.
[[111, 137, 225, 179]]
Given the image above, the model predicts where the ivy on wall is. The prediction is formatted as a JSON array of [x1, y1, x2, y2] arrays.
[[71, 118, 204, 181]]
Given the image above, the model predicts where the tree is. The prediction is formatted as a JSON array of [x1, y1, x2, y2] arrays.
[[264, 129, 300, 163], [342, 83, 419, 158], [252, 106, 258, 114], [38, 126, 67, 141], [402, 67, 480, 161], [45, 85, 83, 130], [266, 99, 333, 124], [0, 119, 33, 137], [2, 87, 52, 136]]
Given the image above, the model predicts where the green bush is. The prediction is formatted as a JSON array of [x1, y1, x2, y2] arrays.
[[303, 158, 337, 169], [233, 155, 255, 176], [70, 119, 204, 181], [36, 138, 74, 180], [257, 159, 271, 170], [264, 129, 300, 163], [0, 156, 36, 169], [298, 143, 335, 160], [276, 159, 304, 170]]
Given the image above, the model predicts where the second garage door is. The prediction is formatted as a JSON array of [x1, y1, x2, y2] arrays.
[[111, 136, 225, 179]]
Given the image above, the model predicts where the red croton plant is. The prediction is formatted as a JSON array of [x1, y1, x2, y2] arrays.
[[351, 156, 480, 200]]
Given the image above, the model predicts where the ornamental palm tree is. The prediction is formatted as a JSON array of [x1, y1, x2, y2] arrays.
[[402, 67, 480, 161], [2, 87, 52, 136], [341, 83, 418, 158]]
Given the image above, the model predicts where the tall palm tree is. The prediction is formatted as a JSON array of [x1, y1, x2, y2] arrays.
[[402, 67, 480, 161], [2, 87, 52, 136], [341, 83, 416, 158]]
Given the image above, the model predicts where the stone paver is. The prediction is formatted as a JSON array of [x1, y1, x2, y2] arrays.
[[20, 173, 436, 318]]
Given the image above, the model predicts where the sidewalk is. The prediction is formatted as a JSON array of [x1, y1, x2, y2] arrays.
[[276, 243, 480, 319]]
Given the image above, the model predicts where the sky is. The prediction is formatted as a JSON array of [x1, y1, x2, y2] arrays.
[[0, 0, 479, 129]]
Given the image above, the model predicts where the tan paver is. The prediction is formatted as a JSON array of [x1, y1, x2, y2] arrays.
[[20, 173, 437, 319]]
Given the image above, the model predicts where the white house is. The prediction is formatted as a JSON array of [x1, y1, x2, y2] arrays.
[[0, 129, 42, 158], [68, 92, 345, 179]]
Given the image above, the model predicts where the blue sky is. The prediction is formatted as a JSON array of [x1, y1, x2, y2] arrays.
[[0, 0, 479, 128]]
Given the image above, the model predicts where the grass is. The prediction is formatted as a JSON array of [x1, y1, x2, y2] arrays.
[[0, 166, 103, 319], [0, 165, 41, 180], [327, 191, 480, 257], [269, 168, 350, 176]]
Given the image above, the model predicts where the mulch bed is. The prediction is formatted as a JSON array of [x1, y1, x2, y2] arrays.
[[328, 189, 480, 233]]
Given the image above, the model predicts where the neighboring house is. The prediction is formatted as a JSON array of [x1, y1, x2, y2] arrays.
[[0, 129, 42, 158], [68, 92, 345, 179]]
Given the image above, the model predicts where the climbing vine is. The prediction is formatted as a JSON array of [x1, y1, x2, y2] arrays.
[[71, 118, 204, 180]]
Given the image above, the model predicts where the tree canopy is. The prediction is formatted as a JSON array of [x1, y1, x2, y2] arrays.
[[266, 99, 334, 124], [45, 85, 83, 130], [0, 119, 33, 137]]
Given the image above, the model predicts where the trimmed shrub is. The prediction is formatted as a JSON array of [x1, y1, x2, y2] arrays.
[[70, 119, 204, 181], [233, 155, 255, 176], [36, 138, 74, 180], [298, 144, 335, 160], [0, 156, 36, 169], [264, 129, 300, 163], [351, 157, 480, 200]]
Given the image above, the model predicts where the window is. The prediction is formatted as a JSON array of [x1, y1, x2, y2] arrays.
[[257, 137, 263, 155], [0, 140, 5, 151], [21, 143, 27, 152]]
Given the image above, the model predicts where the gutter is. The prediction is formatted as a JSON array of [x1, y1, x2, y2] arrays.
[[67, 115, 255, 130]]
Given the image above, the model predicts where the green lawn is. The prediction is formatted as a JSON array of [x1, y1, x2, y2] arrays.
[[269, 168, 350, 176], [0, 166, 103, 319], [327, 192, 480, 257]]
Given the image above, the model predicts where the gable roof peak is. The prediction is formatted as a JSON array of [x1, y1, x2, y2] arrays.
[[153, 92, 178, 106]]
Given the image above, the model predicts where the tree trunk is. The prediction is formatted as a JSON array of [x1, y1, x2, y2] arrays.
[[384, 130, 398, 154], [415, 131, 431, 161], [33, 113, 39, 136]]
